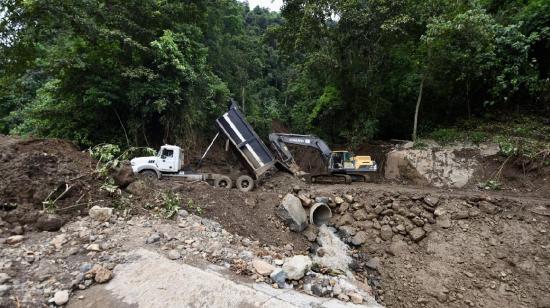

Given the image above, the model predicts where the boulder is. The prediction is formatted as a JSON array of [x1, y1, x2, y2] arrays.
[[36, 214, 64, 232], [252, 260, 275, 276], [126, 180, 148, 196], [380, 225, 393, 241], [282, 255, 312, 280], [409, 227, 426, 242], [112, 163, 135, 188], [5, 235, 24, 245], [53, 290, 69, 306], [90, 265, 113, 283], [298, 193, 313, 207], [351, 231, 368, 246], [343, 194, 354, 203], [88, 206, 113, 222], [336, 213, 355, 226], [334, 197, 345, 205], [270, 268, 287, 286], [479, 201, 499, 215], [275, 194, 307, 232]]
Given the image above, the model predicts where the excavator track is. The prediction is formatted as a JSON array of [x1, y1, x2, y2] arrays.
[[310, 174, 352, 185]]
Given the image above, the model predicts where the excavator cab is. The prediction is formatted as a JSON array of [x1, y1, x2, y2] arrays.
[[330, 151, 355, 170]]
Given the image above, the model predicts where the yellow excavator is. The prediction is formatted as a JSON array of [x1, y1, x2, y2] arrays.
[[269, 133, 377, 184]]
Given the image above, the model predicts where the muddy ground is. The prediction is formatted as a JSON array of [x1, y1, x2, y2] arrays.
[[1, 134, 549, 308]]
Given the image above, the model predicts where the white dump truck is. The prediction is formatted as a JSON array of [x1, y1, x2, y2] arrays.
[[130, 103, 277, 192]]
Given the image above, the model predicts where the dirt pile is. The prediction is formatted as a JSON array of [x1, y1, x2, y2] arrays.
[[0, 135, 111, 231], [308, 185, 550, 308]]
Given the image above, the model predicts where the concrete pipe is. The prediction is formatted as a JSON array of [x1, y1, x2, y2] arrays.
[[309, 203, 332, 226]]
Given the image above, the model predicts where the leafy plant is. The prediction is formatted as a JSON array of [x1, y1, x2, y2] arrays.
[[161, 191, 181, 219], [479, 180, 502, 190], [469, 131, 488, 145]]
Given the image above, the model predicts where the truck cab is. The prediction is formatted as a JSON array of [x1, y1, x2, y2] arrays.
[[130, 145, 183, 176]]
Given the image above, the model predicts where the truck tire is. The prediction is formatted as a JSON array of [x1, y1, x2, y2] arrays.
[[214, 176, 232, 189], [139, 170, 158, 181], [236, 175, 254, 192]]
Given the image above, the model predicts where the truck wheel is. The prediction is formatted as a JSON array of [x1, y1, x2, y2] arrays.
[[139, 170, 158, 181], [236, 175, 254, 192], [214, 176, 232, 189]]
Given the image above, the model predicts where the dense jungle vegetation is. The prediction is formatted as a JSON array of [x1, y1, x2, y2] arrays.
[[1, 0, 549, 149]]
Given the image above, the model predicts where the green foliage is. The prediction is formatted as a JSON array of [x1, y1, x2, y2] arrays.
[[161, 191, 181, 219], [469, 131, 488, 145], [1, 0, 549, 148], [479, 179, 502, 190], [430, 128, 462, 145]]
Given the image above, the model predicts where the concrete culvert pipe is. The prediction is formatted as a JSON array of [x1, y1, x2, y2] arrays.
[[309, 203, 332, 226]]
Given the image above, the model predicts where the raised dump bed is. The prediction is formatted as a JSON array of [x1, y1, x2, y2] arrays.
[[215, 103, 276, 180]]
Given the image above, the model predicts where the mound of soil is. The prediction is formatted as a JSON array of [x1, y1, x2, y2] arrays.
[[0, 135, 110, 230], [170, 181, 310, 252]]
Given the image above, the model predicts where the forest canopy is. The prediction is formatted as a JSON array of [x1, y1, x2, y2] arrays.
[[0, 0, 548, 148]]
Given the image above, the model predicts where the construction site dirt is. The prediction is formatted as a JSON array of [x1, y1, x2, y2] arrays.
[[1, 134, 549, 308]]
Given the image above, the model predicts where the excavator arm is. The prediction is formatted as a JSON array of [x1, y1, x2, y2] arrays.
[[268, 133, 333, 174]]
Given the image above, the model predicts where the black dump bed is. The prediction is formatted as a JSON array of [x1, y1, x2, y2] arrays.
[[215, 103, 275, 179]]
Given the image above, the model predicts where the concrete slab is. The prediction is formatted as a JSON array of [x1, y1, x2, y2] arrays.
[[70, 248, 382, 308]]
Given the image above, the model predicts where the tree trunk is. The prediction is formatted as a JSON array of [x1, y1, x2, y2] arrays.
[[412, 75, 425, 142]]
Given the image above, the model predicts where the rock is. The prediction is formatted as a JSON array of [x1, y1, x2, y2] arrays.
[[452, 211, 469, 220], [0, 284, 11, 296], [126, 180, 148, 196], [411, 216, 425, 227], [91, 265, 113, 283], [50, 234, 68, 249], [112, 163, 135, 188], [146, 232, 161, 244], [275, 194, 308, 232], [80, 263, 93, 273], [338, 225, 356, 237], [388, 240, 409, 256], [86, 244, 101, 251], [337, 213, 355, 226], [12, 224, 23, 235], [252, 260, 275, 276], [380, 225, 393, 241], [343, 194, 354, 203], [351, 231, 368, 246], [298, 193, 313, 207], [311, 284, 324, 297], [479, 201, 499, 214], [436, 215, 452, 228], [353, 209, 368, 221], [5, 235, 24, 245], [303, 225, 319, 242], [89, 206, 113, 222], [292, 185, 301, 193], [270, 268, 287, 286], [53, 290, 69, 305], [423, 196, 439, 207], [334, 197, 345, 205], [434, 207, 446, 217], [409, 227, 426, 242], [282, 255, 312, 280], [36, 214, 64, 232], [0, 273, 9, 284], [177, 209, 189, 218], [366, 257, 381, 270], [338, 203, 350, 214], [349, 292, 363, 304], [168, 250, 181, 260]]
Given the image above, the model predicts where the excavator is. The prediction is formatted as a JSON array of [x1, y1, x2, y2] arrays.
[[269, 133, 377, 184]]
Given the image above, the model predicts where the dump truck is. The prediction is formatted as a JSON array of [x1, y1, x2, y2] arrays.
[[130, 103, 276, 192]]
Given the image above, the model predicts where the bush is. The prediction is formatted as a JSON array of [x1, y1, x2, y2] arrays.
[[430, 128, 462, 145], [469, 131, 488, 145]]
